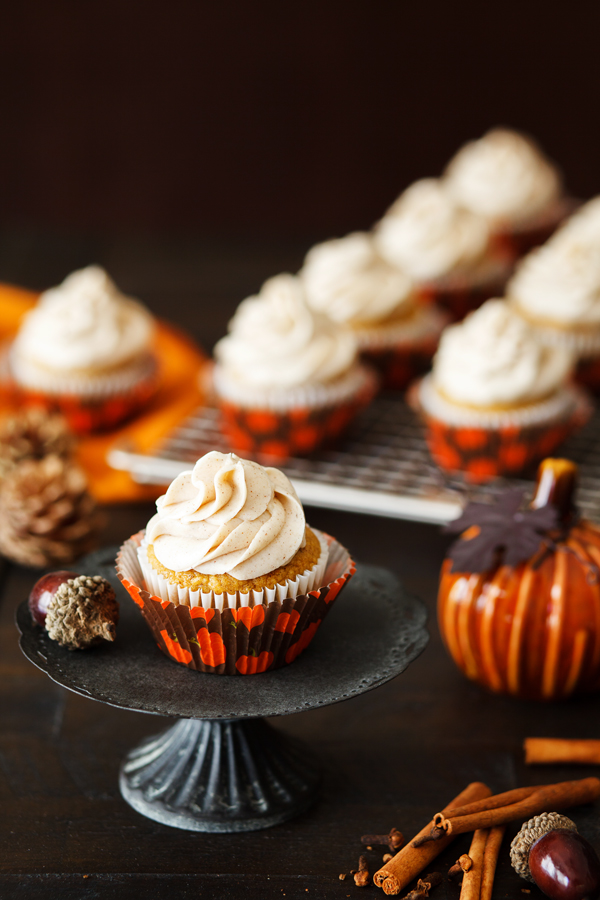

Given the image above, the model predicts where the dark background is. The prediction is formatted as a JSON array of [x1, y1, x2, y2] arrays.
[[0, 1, 599, 350], [1, 1, 599, 239]]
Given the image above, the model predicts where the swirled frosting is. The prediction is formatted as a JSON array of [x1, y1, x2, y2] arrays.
[[432, 299, 573, 408], [508, 241, 600, 326], [301, 232, 416, 325], [14, 266, 154, 372], [146, 451, 306, 579], [445, 129, 561, 225], [553, 196, 600, 248], [214, 273, 357, 388], [374, 179, 490, 281]]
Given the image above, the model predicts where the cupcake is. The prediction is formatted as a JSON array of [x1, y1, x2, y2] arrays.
[[414, 299, 588, 482], [116, 450, 355, 674], [552, 195, 600, 248], [213, 273, 377, 459], [507, 238, 600, 391], [444, 128, 571, 257], [373, 179, 512, 321], [10, 266, 157, 433], [300, 231, 448, 389]]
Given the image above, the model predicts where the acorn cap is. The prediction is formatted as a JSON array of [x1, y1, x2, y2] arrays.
[[45, 575, 119, 650], [510, 812, 578, 881]]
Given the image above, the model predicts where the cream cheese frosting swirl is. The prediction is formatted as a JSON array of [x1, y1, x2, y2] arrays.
[[146, 451, 306, 579], [13, 265, 154, 373], [301, 232, 416, 325], [432, 299, 573, 408], [445, 129, 561, 225], [214, 273, 357, 388], [374, 179, 490, 281], [552, 196, 600, 249], [508, 241, 600, 326]]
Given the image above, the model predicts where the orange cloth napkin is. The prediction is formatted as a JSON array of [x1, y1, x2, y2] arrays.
[[0, 283, 206, 503]]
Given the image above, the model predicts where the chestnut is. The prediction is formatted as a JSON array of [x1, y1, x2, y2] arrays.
[[511, 813, 600, 900], [28, 571, 78, 626]]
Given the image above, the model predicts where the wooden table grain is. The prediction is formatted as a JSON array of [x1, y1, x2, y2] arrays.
[[1, 234, 599, 900]]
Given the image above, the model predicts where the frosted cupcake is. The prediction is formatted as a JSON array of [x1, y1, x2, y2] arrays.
[[374, 179, 512, 321], [116, 450, 355, 674], [444, 128, 571, 256], [507, 238, 600, 391], [10, 266, 157, 433], [213, 273, 377, 458], [415, 300, 587, 481], [300, 231, 448, 389]]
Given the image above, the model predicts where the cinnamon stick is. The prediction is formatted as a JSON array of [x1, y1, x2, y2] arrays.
[[459, 829, 488, 900], [429, 777, 600, 839], [432, 785, 543, 827], [480, 826, 505, 900], [525, 738, 600, 765], [373, 781, 492, 896]]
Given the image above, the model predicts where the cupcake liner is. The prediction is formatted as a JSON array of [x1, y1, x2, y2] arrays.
[[8, 352, 158, 433], [137, 530, 329, 609], [414, 376, 591, 482], [421, 253, 514, 323], [356, 305, 449, 390], [215, 362, 378, 459], [116, 529, 355, 674]]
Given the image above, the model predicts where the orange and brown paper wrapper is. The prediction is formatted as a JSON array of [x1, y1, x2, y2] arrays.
[[215, 363, 378, 459], [413, 378, 591, 483], [116, 531, 355, 674]]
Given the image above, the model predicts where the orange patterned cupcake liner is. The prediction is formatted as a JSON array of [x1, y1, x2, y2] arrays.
[[116, 531, 355, 675], [360, 336, 440, 391]]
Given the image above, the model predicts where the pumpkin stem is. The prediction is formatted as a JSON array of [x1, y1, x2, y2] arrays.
[[531, 458, 578, 524]]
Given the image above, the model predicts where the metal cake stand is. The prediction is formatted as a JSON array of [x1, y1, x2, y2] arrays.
[[16, 547, 428, 833]]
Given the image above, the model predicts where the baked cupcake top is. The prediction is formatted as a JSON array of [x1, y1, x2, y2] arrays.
[[146, 451, 306, 579], [444, 128, 561, 226], [214, 273, 357, 388], [552, 196, 600, 248], [301, 231, 416, 326], [13, 265, 154, 373], [432, 299, 573, 408], [508, 241, 600, 326], [374, 178, 490, 281]]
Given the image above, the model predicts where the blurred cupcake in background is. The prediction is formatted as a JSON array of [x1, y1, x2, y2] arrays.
[[10, 266, 157, 433], [213, 273, 377, 459], [413, 299, 587, 482], [374, 179, 511, 321], [444, 128, 572, 257], [551, 195, 600, 249], [300, 231, 448, 389], [507, 236, 600, 391]]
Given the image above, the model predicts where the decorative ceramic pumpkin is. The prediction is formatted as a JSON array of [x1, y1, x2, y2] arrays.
[[438, 458, 600, 700]]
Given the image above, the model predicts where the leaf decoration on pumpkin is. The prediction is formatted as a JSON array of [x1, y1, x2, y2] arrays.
[[445, 489, 559, 573]]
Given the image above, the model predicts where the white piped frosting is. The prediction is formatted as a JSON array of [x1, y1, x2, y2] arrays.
[[445, 128, 561, 225], [301, 232, 416, 325], [13, 266, 154, 373], [214, 273, 357, 389], [552, 196, 600, 249], [432, 299, 573, 408], [374, 179, 490, 281], [146, 451, 306, 579], [509, 241, 600, 326]]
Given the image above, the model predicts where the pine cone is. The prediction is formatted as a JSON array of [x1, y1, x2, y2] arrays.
[[46, 575, 119, 649], [0, 409, 74, 481], [0, 455, 102, 567]]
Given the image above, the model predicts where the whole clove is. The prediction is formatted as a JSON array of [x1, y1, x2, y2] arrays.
[[354, 856, 370, 887], [361, 828, 404, 853], [448, 854, 473, 881], [401, 871, 443, 900]]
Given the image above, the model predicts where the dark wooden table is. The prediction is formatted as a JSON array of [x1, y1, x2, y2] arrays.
[[1, 234, 599, 900]]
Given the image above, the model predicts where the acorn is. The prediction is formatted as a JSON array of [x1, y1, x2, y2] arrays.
[[511, 813, 600, 900]]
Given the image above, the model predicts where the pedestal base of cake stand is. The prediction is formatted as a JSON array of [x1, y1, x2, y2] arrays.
[[120, 717, 320, 832], [17, 547, 428, 834]]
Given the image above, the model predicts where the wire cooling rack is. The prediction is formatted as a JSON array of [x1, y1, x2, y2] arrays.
[[108, 395, 600, 525]]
